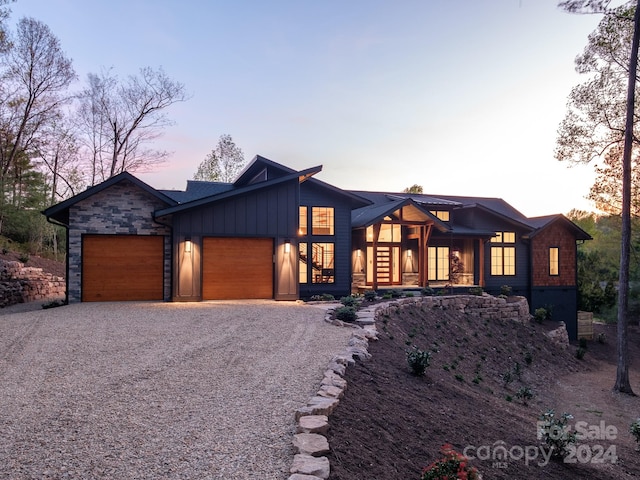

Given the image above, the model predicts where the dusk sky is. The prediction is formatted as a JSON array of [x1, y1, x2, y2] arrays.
[[8, 0, 621, 217]]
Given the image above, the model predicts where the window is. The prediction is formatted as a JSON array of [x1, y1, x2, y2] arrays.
[[311, 242, 334, 283], [491, 246, 515, 276], [299, 242, 308, 284], [299, 206, 308, 236], [366, 224, 401, 243], [490, 231, 515, 276], [430, 210, 450, 222], [312, 207, 334, 235], [549, 247, 559, 276], [428, 246, 449, 281]]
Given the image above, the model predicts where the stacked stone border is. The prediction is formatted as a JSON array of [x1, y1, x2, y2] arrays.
[[0, 260, 65, 308], [288, 293, 561, 479]]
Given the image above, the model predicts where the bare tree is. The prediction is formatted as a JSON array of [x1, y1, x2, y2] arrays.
[[558, 0, 639, 394], [0, 17, 76, 190], [76, 67, 188, 184], [193, 134, 245, 182]]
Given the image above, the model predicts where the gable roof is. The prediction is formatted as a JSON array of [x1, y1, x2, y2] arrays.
[[526, 214, 593, 241], [351, 194, 450, 231], [159, 180, 234, 203], [43, 171, 177, 225], [154, 165, 322, 218]]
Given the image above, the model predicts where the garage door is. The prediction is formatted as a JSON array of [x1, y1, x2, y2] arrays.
[[82, 235, 164, 301], [203, 237, 273, 300]]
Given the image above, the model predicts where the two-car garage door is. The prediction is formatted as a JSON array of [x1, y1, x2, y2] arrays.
[[82, 235, 164, 302], [82, 235, 273, 302]]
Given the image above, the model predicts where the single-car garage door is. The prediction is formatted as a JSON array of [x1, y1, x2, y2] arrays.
[[82, 235, 164, 301], [203, 237, 273, 300]]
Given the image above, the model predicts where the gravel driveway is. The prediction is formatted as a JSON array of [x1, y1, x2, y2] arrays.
[[0, 301, 352, 479]]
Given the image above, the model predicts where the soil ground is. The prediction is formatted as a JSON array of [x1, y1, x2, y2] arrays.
[[0, 250, 65, 278], [327, 300, 640, 479]]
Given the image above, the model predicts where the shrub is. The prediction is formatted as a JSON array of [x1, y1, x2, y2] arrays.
[[389, 288, 402, 298], [524, 350, 533, 365], [382, 293, 392, 299], [335, 306, 357, 322], [578, 337, 588, 349], [468, 287, 483, 296], [407, 347, 432, 376], [516, 386, 534, 405], [538, 410, 576, 459], [534, 308, 547, 323], [421, 286, 434, 296], [18, 253, 29, 264], [421, 444, 480, 480], [576, 347, 587, 360], [500, 285, 513, 296], [630, 418, 640, 445], [597, 332, 606, 344], [340, 295, 358, 307], [502, 370, 513, 387], [363, 290, 377, 301]]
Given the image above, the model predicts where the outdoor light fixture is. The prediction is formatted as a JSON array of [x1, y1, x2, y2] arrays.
[[185, 236, 192, 253], [284, 239, 291, 253], [407, 250, 412, 258], [356, 249, 361, 257]]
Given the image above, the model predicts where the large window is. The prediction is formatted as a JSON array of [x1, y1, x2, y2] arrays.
[[430, 210, 450, 222], [299, 242, 308, 284], [312, 207, 334, 235], [299, 242, 335, 284], [299, 206, 308, 236], [549, 247, 559, 276], [428, 246, 449, 281], [490, 232, 515, 276]]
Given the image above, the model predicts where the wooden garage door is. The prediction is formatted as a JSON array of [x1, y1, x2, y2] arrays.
[[82, 235, 164, 301], [203, 237, 273, 300]]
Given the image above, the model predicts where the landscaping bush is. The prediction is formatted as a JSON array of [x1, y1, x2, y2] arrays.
[[407, 347, 431, 376], [389, 288, 402, 298], [468, 287, 483, 296], [576, 347, 587, 360], [500, 285, 512, 296], [421, 443, 480, 480], [630, 418, 640, 446], [421, 286, 434, 296], [340, 295, 358, 307], [335, 306, 357, 322], [534, 308, 547, 323], [363, 290, 377, 301], [538, 410, 576, 459], [516, 386, 534, 405]]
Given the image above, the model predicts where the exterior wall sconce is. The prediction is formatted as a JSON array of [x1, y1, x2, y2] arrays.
[[284, 239, 291, 253], [356, 249, 361, 257], [407, 249, 412, 257], [185, 236, 192, 253]]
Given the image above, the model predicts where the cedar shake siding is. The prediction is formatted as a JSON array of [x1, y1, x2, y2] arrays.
[[531, 221, 577, 287]]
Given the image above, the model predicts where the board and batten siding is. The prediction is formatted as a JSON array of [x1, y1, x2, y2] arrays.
[[171, 179, 299, 301], [299, 181, 353, 299]]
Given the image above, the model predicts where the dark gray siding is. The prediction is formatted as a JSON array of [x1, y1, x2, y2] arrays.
[[531, 286, 578, 340], [299, 181, 352, 299]]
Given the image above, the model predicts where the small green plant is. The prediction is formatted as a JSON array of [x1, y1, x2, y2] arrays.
[[500, 285, 513, 296], [534, 308, 547, 323], [421, 444, 480, 480], [524, 350, 533, 365], [363, 290, 377, 301], [513, 361, 522, 379], [1, 248, 7, 255], [421, 286, 434, 296], [515, 386, 534, 405], [406, 292, 414, 297], [454, 374, 464, 382], [538, 410, 576, 459], [468, 287, 483, 296], [335, 306, 357, 322], [576, 347, 587, 360], [578, 337, 588, 349], [18, 253, 29, 264], [382, 293, 392, 299], [472, 374, 482, 384], [505, 395, 513, 402], [597, 332, 606, 344], [340, 295, 358, 307], [407, 347, 432, 376], [630, 418, 640, 446], [502, 370, 513, 387], [389, 288, 402, 298]]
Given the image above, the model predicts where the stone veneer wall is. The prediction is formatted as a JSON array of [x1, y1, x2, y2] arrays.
[[0, 260, 65, 307], [67, 181, 172, 303], [288, 294, 532, 479]]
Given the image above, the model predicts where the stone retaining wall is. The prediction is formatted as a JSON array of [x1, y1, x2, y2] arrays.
[[0, 260, 65, 308], [288, 294, 532, 479]]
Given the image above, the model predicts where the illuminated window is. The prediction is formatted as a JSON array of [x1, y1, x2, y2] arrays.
[[491, 232, 515, 243], [491, 246, 515, 276], [366, 224, 401, 243], [428, 246, 449, 281], [299, 242, 308, 283], [311, 243, 334, 283], [312, 207, 334, 235], [429, 211, 450, 222], [549, 247, 559, 276], [299, 206, 308, 235]]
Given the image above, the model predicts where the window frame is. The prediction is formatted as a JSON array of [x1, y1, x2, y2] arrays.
[[311, 207, 334, 236], [549, 247, 559, 276]]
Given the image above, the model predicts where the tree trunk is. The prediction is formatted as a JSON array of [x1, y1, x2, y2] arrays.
[[614, 0, 640, 395]]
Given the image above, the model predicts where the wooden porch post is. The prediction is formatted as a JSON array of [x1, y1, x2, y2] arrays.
[[478, 238, 485, 287], [419, 224, 432, 287], [372, 224, 381, 291]]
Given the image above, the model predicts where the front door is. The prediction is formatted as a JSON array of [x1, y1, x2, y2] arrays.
[[367, 245, 400, 285]]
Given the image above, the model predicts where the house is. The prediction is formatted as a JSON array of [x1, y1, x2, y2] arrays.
[[43, 155, 591, 339]]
